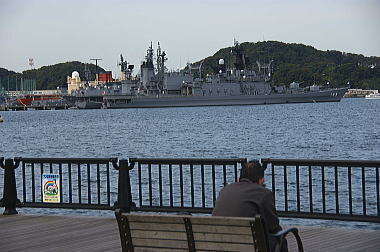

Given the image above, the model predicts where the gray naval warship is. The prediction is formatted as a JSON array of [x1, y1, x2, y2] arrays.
[[101, 41, 347, 109]]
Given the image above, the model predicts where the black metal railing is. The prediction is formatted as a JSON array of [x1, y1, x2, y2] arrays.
[[120, 158, 380, 223], [0, 157, 119, 213], [126, 158, 247, 213], [1, 156, 379, 223], [261, 159, 380, 222]]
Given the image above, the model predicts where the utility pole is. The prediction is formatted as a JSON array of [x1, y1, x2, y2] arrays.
[[90, 58, 102, 84]]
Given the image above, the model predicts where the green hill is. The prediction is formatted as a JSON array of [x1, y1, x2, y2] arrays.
[[0, 61, 106, 91], [192, 41, 380, 89]]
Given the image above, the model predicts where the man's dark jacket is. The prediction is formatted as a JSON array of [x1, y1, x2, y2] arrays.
[[212, 178, 281, 234]]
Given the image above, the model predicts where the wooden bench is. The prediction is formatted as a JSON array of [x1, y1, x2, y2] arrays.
[[115, 210, 303, 252]]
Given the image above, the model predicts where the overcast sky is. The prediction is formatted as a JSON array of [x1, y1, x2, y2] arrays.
[[0, 0, 379, 78]]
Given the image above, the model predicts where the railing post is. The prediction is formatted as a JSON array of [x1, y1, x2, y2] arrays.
[[117, 159, 134, 213], [0, 158, 20, 215]]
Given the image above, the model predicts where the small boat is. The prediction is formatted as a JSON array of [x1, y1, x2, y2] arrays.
[[17, 93, 63, 106], [365, 92, 380, 99]]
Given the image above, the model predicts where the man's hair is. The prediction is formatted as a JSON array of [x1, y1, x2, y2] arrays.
[[240, 160, 266, 183]]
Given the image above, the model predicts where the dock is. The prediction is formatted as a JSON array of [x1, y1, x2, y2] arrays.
[[0, 104, 72, 111], [0, 214, 379, 251]]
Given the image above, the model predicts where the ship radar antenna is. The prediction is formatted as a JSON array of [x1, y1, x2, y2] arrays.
[[156, 41, 167, 90], [84, 63, 91, 81], [28, 58, 34, 70], [90, 58, 102, 83], [118, 54, 130, 80]]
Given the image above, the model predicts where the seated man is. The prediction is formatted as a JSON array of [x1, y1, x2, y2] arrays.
[[212, 160, 287, 252]]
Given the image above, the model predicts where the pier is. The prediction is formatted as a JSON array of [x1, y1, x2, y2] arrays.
[[1, 157, 379, 251], [0, 104, 72, 111], [0, 214, 379, 251]]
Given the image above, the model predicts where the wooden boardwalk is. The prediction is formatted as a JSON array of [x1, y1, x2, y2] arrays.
[[0, 214, 379, 251]]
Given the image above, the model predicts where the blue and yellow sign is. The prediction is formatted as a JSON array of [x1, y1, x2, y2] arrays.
[[42, 174, 60, 203]]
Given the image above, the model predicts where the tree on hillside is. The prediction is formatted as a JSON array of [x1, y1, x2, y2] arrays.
[[191, 41, 380, 89]]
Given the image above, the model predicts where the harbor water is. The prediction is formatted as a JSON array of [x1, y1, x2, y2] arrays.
[[0, 98, 379, 229], [1, 98, 378, 160]]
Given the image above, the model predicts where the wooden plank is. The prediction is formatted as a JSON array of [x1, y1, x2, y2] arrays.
[[195, 241, 255, 251], [193, 232, 253, 244], [129, 222, 185, 232], [7, 219, 117, 251], [134, 248, 188, 252], [192, 224, 252, 235], [2, 215, 380, 252], [131, 230, 187, 240], [123, 213, 256, 225], [1, 216, 96, 239], [126, 214, 184, 224], [132, 238, 188, 249], [190, 217, 251, 227], [0, 216, 120, 252]]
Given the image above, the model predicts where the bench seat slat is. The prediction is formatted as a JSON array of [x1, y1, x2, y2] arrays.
[[131, 230, 187, 241], [129, 222, 185, 232], [193, 232, 253, 244], [132, 238, 188, 249]]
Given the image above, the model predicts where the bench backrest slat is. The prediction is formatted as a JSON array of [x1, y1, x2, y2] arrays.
[[132, 237, 189, 250], [191, 224, 252, 235], [129, 222, 185, 232], [134, 247, 188, 252], [126, 215, 188, 251], [193, 232, 253, 244], [196, 242, 256, 251]]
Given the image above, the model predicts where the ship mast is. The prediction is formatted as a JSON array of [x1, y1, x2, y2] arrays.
[[156, 42, 167, 91], [90, 58, 102, 85], [118, 54, 131, 80], [231, 40, 247, 71], [140, 42, 156, 92]]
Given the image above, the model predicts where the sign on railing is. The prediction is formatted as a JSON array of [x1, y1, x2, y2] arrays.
[[0, 157, 119, 211]]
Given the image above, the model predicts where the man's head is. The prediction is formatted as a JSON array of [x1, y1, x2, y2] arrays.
[[240, 160, 266, 184]]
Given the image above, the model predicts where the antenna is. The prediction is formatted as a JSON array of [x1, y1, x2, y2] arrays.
[[84, 63, 91, 81], [118, 54, 131, 80], [28, 58, 34, 69], [90, 58, 102, 83]]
